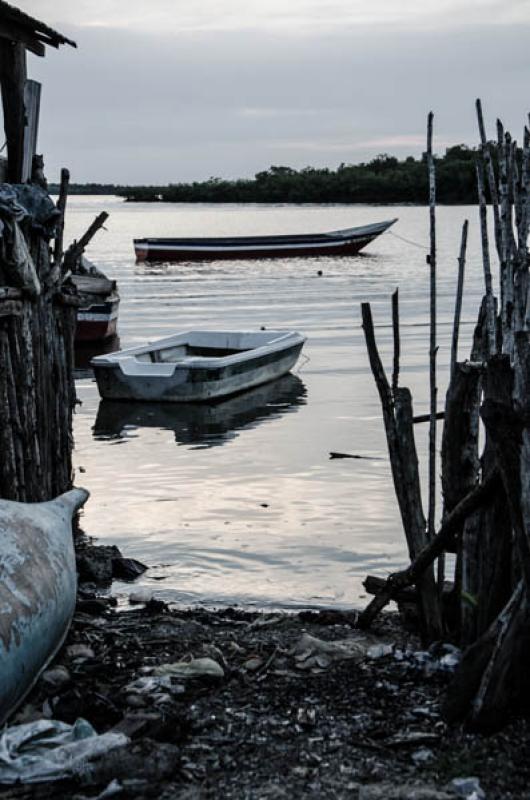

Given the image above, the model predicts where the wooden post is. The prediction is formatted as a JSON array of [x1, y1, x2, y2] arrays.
[[361, 301, 442, 639], [476, 162, 497, 355], [21, 78, 40, 183], [476, 99, 501, 257], [392, 288, 400, 394], [427, 112, 437, 544], [54, 167, 70, 266], [0, 41, 27, 183], [450, 221, 468, 377]]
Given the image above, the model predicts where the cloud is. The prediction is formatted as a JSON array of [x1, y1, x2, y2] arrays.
[[20, 0, 530, 35], [23, 16, 530, 182]]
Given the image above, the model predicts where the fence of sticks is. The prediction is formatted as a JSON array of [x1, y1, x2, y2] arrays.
[[358, 100, 530, 732]]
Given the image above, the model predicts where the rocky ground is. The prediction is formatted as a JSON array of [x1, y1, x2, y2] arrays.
[[2, 545, 530, 800]]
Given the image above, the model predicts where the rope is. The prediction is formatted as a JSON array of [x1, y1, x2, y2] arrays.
[[386, 229, 429, 251], [296, 352, 310, 373]]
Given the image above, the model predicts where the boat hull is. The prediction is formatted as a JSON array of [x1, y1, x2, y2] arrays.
[[0, 489, 89, 726], [76, 298, 120, 343], [94, 342, 304, 402], [134, 219, 397, 263], [91, 330, 306, 403]]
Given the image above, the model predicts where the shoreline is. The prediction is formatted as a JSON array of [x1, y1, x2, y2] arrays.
[[4, 541, 530, 799]]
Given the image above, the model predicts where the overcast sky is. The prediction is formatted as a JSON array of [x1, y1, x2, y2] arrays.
[[18, 0, 530, 183]]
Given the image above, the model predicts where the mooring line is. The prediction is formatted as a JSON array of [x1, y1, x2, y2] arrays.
[[386, 229, 429, 251]]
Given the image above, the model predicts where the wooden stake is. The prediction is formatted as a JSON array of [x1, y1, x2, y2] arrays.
[[450, 220, 469, 377], [476, 99, 501, 257], [427, 112, 437, 542], [361, 301, 442, 639], [54, 167, 70, 266], [392, 288, 400, 394], [476, 162, 497, 355], [357, 469, 502, 628]]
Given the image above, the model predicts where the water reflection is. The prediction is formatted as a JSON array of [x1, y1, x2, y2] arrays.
[[93, 373, 306, 448]]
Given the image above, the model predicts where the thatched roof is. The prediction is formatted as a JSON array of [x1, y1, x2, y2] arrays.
[[0, 1, 76, 56]]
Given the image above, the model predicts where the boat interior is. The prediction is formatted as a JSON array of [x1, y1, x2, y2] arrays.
[[136, 344, 249, 364]]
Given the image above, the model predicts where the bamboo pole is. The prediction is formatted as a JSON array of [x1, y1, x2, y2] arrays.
[[450, 220, 469, 376], [427, 112, 437, 543]]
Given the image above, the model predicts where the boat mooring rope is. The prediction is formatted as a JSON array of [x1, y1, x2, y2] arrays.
[[386, 229, 429, 251], [296, 352, 310, 373]]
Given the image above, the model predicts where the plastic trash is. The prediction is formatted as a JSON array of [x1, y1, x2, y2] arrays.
[[0, 718, 128, 784], [291, 632, 377, 670], [152, 657, 224, 679], [367, 643, 394, 660], [449, 777, 486, 799]]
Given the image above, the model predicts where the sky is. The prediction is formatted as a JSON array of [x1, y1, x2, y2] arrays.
[[16, 0, 530, 184]]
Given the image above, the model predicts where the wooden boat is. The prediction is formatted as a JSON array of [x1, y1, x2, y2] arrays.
[[72, 274, 120, 343], [133, 219, 397, 262], [0, 489, 89, 726], [91, 329, 306, 402]]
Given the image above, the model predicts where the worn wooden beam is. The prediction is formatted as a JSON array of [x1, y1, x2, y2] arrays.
[[0, 19, 45, 57], [0, 40, 27, 183], [21, 79, 40, 183]]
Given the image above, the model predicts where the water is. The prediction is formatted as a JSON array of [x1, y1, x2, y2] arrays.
[[68, 198, 487, 609]]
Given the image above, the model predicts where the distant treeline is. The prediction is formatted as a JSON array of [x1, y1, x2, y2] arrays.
[[47, 183, 127, 195], [50, 146, 492, 204]]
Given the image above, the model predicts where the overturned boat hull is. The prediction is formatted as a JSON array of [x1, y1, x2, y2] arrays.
[[91, 330, 306, 402], [134, 219, 397, 262], [0, 489, 89, 726]]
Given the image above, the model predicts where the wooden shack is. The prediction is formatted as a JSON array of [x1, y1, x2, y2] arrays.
[[0, 2, 102, 502]]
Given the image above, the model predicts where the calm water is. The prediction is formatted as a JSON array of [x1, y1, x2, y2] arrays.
[[68, 198, 487, 609]]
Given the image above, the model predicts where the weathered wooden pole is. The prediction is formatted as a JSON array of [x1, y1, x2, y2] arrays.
[[426, 112, 438, 548], [450, 220, 468, 377], [0, 41, 26, 182], [476, 99, 501, 257], [476, 162, 497, 355]]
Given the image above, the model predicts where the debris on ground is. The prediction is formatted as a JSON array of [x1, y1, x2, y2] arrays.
[[1, 597, 528, 798]]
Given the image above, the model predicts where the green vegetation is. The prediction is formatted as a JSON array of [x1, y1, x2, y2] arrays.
[[51, 145, 483, 203]]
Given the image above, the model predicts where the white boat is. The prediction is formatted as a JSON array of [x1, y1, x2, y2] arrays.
[[91, 329, 306, 402], [0, 489, 89, 726]]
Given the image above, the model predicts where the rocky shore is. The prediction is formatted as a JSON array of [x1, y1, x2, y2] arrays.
[[2, 544, 530, 800]]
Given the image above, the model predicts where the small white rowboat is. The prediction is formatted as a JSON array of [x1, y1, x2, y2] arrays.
[[91, 330, 306, 402], [0, 489, 89, 726]]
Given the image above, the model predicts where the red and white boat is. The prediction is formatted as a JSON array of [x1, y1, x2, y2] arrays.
[[72, 274, 120, 343], [134, 218, 397, 263]]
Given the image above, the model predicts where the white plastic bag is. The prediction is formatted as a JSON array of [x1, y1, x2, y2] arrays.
[[0, 718, 128, 784]]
